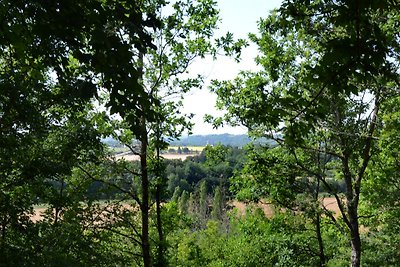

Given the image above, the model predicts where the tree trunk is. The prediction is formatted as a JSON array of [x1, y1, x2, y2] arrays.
[[155, 139, 165, 266], [155, 184, 165, 266], [155, 120, 166, 267], [140, 127, 151, 267], [315, 211, 326, 267], [341, 151, 362, 267], [137, 42, 151, 266], [348, 202, 361, 267], [314, 179, 326, 267], [350, 235, 361, 267], [156, 146, 165, 267]]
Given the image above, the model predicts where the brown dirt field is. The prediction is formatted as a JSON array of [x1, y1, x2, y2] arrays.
[[31, 208, 46, 222], [162, 154, 196, 160], [32, 197, 341, 222], [323, 197, 341, 214], [115, 153, 196, 161], [31, 203, 140, 223], [230, 197, 341, 218], [230, 200, 275, 217]]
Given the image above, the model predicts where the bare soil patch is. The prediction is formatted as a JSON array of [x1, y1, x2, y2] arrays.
[[230, 197, 341, 218], [230, 200, 275, 217], [323, 197, 341, 214], [33, 197, 341, 222], [32, 203, 141, 223], [31, 208, 46, 222], [115, 153, 196, 161]]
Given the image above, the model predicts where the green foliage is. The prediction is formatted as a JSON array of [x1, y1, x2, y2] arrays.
[[361, 224, 400, 267], [0, 0, 158, 264], [231, 145, 297, 204], [179, 190, 190, 214], [360, 95, 400, 266], [164, 146, 246, 197], [199, 180, 208, 220], [172, 187, 182, 203], [210, 1, 400, 266], [166, 209, 339, 267], [211, 186, 223, 221], [3, 0, 400, 266]]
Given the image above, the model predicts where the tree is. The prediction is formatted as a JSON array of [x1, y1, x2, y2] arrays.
[[210, 1, 400, 266], [361, 95, 400, 266], [171, 187, 182, 203], [0, 0, 158, 264], [199, 180, 208, 220], [211, 186, 223, 221], [179, 190, 190, 214], [204, 144, 240, 190], [82, 0, 230, 265], [232, 144, 332, 266]]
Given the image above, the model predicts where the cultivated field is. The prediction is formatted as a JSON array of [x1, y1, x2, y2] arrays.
[[32, 197, 341, 222], [231, 197, 341, 217], [115, 153, 195, 161], [168, 146, 205, 152], [31, 207, 47, 222]]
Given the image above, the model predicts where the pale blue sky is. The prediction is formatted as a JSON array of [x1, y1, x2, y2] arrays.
[[216, 0, 282, 38], [183, 0, 282, 135]]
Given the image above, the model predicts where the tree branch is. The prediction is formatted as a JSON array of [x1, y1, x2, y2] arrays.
[[354, 89, 380, 198], [77, 165, 141, 205]]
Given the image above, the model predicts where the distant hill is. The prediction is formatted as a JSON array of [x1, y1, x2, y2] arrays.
[[101, 136, 123, 147], [170, 134, 251, 147]]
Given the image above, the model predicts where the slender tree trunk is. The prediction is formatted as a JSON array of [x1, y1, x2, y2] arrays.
[[342, 173, 362, 267], [314, 178, 326, 267], [54, 179, 65, 225], [342, 172, 361, 267], [347, 91, 379, 267], [138, 48, 151, 267], [350, 232, 361, 267], [155, 184, 165, 266], [342, 149, 364, 267], [1, 220, 5, 241], [315, 213, 326, 267], [348, 200, 361, 267], [140, 125, 151, 267], [155, 141, 165, 266]]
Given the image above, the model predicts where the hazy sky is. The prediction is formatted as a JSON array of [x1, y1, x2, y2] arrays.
[[182, 0, 282, 135]]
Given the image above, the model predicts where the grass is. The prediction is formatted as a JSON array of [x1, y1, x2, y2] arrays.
[[33, 203, 50, 209]]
